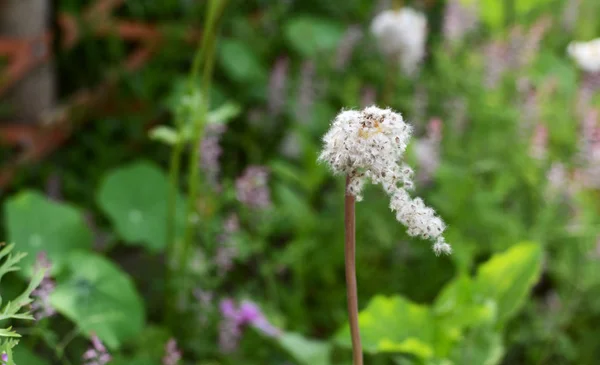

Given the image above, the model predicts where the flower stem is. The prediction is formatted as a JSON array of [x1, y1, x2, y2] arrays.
[[345, 176, 363, 365]]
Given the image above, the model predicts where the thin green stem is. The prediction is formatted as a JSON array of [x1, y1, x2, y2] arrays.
[[180, 0, 228, 298], [165, 140, 184, 326]]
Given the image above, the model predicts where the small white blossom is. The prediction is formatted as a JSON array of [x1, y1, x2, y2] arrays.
[[370, 8, 428, 76], [318, 106, 451, 255], [568, 38, 600, 73]]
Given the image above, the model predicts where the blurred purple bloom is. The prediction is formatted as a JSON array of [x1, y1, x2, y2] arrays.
[[360, 86, 377, 108], [484, 18, 551, 89], [193, 288, 214, 325], [577, 108, 600, 188], [215, 213, 240, 276], [82, 335, 111, 365], [218, 298, 280, 353], [1, 352, 8, 364], [200, 123, 227, 189], [223, 213, 240, 233], [236, 166, 271, 209], [335, 25, 363, 70], [295, 60, 316, 124], [530, 123, 548, 161], [162, 338, 182, 365], [215, 246, 236, 276], [45, 172, 63, 201], [562, 0, 581, 32], [268, 56, 290, 117], [414, 118, 443, 184], [443, 0, 478, 44], [31, 252, 56, 320]]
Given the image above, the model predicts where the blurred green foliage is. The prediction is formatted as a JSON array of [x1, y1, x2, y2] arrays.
[[1, 0, 600, 364]]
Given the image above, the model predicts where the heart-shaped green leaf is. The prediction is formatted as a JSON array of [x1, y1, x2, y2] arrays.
[[285, 17, 344, 58], [97, 161, 186, 252], [4, 191, 92, 275], [279, 332, 331, 365], [50, 251, 145, 349]]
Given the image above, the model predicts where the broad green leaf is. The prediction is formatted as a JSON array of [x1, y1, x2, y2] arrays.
[[435, 275, 497, 328], [218, 39, 264, 83], [4, 191, 92, 275], [97, 161, 186, 252], [336, 295, 435, 359], [449, 327, 504, 365], [474, 242, 542, 323], [207, 102, 241, 125], [279, 332, 331, 365], [50, 252, 145, 349], [13, 346, 50, 365], [284, 17, 344, 58], [149, 125, 180, 146], [433, 275, 497, 356]]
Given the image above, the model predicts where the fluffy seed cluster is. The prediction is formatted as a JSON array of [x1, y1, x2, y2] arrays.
[[370, 8, 427, 76], [568, 38, 600, 73], [318, 106, 451, 255]]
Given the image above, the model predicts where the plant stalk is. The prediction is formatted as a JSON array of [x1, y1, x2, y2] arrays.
[[345, 176, 363, 365]]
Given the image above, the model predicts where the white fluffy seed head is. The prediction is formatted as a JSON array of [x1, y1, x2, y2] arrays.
[[319, 106, 451, 255], [568, 38, 600, 73], [371, 8, 428, 76]]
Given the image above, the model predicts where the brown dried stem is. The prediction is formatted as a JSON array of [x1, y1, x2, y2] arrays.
[[345, 175, 363, 365]]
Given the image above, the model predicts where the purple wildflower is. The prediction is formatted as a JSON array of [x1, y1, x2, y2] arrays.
[[200, 123, 227, 189], [442, 0, 478, 45], [215, 213, 240, 276], [82, 335, 111, 365], [235, 166, 271, 209], [414, 118, 443, 184], [268, 56, 290, 117], [193, 288, 214, 325], [162, 338, 182, 365], [577, 108, 600, 188], [360, 86, 377, 108], [1, 352, 8, 364], [530, 123, 548, 161], [561, 0, 581, 32], [218, 298, 280, 353], [31, 252, 56, 320], [295, 60, 316, 124], [334, 25, 363, 70]]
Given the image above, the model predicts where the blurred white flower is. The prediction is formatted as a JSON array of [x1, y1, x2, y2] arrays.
[[370, 8, 428, 76], [318, 106, 451, 255], [568, 38, 600, 73]]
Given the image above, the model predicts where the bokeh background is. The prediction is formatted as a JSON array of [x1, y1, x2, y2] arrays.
[[1, 0, 600, 364]]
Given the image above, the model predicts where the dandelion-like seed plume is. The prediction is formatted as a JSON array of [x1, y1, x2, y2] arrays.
[[318, 106, 451, 255], [568, 38, 600, 73], [370, 8, 427, 76]]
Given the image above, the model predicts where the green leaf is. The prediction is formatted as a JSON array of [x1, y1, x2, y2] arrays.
[[4, 191, 92, 275], [218, 39, 264, 83], [449, 327, 504, 365], [284, 17, 344, 58], [149, 125, 180, 146], [433, 275, 497, 356], [279, 332, 331, 365], [50, 251, 145, 349], [97, 161, 186, 252], [207, 102, 241, 125], [474, 242, 542, 323], [335, 295, 435, 359], [13, 346, 50, 365]]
